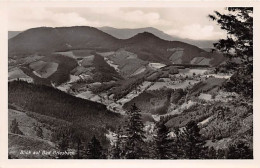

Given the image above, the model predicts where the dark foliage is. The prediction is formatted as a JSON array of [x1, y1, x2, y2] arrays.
[[209, 7, 253, 98], [155, 122, 175, 159], [51, 123, 111, 151], [124, 104, 146, 159], [35, 125, 43, 138], [123, 89, 173, 115], [224, 67, 253, 98], [176, 120, 207, 159], [56, 133, 70, 159], [227, 142, 253, 159], [85, 136, 106, 159], [110, 76, 145, 100], [42, 54, 78, 85], [92, 54, 122, 82], [10, 118, 23, 135]]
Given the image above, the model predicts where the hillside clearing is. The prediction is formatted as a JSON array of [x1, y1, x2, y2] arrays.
[[177, 68, 209, 77], [55, 51, 76, 58], [32, 62, 59, 78], [8, 67, 33, 82], [148, 80, 199, 90], [148, 63, 166, 70], [9, 133, 56, 159]]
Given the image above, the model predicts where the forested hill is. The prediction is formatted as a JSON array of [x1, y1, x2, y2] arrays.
[[9, 26, 225, 66], [8, 80, 121, 127]]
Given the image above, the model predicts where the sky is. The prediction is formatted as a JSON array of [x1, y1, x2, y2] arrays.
[[8, 7, 227, 41]]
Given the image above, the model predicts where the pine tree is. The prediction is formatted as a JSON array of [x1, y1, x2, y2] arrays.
[[154, 122, 174, 159], [111, 136, 121, 159], [56, 133, 70, 159], [57, 134, 69, 159], [111, 127, 124, 159], [35, 125, 43, 138], [124, 104, 146, 159], [174, 127, 188, 159], [68, 124, 87, 159], [85, 136, 105, 159], [209, 7, 253, 98], [76, 138, 82, 159], [72, 136, 84, 159], [146, 138, 157, 159], [205, 147, 217, 159], [10, 118, 23, 135], [178, 120, 206, 159]]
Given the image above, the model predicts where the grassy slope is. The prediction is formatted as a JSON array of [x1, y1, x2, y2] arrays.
[[105, 49, 148, 77], [8, 81, 124, 158], [189, 77, 226, 96], [9, 109, 53, 140], [9, 133, 56, 159], [8, 108, 61, 159]]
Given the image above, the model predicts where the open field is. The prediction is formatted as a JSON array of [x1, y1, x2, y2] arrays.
[[55, 51, 76, 58], [148, 63, 166, 70], [8, 67, 33, 82], [99, 49, 148, 77], [177, 68, 209, 77], [148, 80, 199, 90], [32, 62, 59, 78]]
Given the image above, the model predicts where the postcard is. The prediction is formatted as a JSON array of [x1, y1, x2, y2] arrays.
[[0, 0, 259, 168]]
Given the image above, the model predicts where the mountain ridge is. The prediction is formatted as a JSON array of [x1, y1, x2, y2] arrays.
[[9, 26, 120, 55], [99, 26, 217, 48], [9, 26, 225, 71]]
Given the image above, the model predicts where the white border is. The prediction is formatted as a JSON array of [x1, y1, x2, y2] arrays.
[[0, 1, 259, 168]]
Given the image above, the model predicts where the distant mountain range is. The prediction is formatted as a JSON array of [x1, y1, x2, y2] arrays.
[[8, 26, 224, 65], [9, 26, 217, 48], [99, 26, 217, 48]]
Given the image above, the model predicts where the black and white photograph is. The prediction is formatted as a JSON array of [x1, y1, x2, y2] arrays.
[[1, 1, 257, 165]]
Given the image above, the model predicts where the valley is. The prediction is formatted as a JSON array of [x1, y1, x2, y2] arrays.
[[8, 26, 252, 159]]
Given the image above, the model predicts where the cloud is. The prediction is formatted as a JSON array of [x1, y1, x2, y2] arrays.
[[166, 24, 226, 40], [85, 8, 171, 28], [8, 8, 102, 30], [8, 7, 169, 30], [8, 7, 227, 40]]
